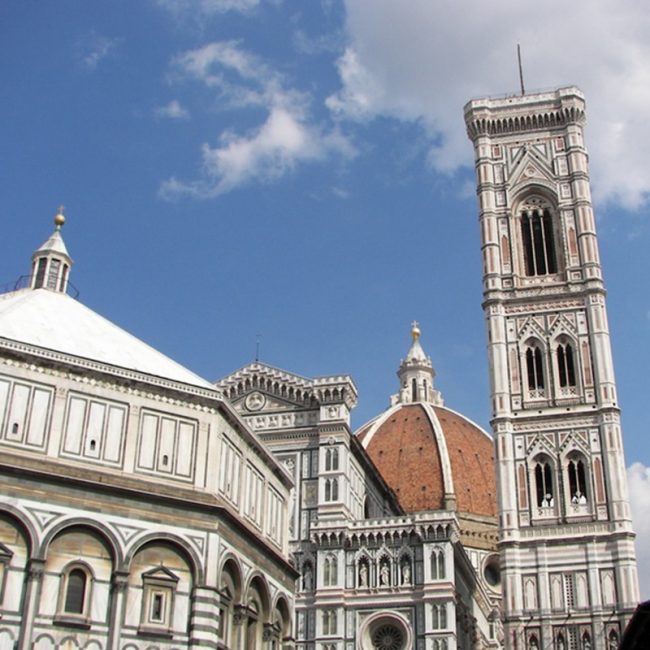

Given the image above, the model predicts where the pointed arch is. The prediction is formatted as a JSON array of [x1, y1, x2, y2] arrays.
[[555, 335, 577, 389], [523, 338, 546, 395], [565, 450, 589, 505], [532, 453, 556, 508]]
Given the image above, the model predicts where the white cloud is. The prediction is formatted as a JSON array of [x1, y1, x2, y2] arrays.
[[329, 0, 650, 209], [161, 107, 352, 198], [171, 40, 282, 107], [161, 41, 355, 199], [627, 462, 650, 599], [155, 100, 189, 120], [75, 32, 119, 71]]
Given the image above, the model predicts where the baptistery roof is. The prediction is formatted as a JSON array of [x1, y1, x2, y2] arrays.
[[356, 325, 497, 519]]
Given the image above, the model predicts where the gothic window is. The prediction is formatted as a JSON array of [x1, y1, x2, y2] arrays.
[[556, 341, 577, 388], [567, 456, 588, 504], [325, 448, 339, 472], [534, 458, 554, 507], [322, 609, 337, 635], [525, 343, 545, 392], [431, 549, 445, 579], [432, 604, 447, 629], [412, 378, 418, 401], [520, 198, 557, 276], [323, 554, 338, 586], [324, 478, 338, 501]]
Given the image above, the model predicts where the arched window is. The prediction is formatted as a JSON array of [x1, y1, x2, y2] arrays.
[[324, 448, 339, 472], [412, 378, 418, 401], [57, 564, 92, 621], [431, 549, 445, 579], [432, 603, 447, 629], [526, 344, 545, 391], [534, 458, 554, 507], [322, 609, 337, 635], [567, 456, 588, 504], [323, 555, 338, 586], [557, 341, 576, 388], [520, 198, 557, 276], [64, 568, 87, 614]]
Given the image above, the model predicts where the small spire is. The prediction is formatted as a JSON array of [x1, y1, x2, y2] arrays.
[[411, 320, 421, 341], [54, 205, 65, 230]]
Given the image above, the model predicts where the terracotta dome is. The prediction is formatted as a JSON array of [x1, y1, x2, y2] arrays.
[[357, 403, 497, 517], [356, 324, 497, 518]]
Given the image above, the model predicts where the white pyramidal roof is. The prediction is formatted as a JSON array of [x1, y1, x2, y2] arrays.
[[0, 288, 213, 389], [34, 229, 71, 259]]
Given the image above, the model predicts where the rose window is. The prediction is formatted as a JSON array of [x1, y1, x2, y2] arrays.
[[371, 624, 404, 650]]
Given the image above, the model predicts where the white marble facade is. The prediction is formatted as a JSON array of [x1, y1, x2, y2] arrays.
[[464, 87, 640, 650]]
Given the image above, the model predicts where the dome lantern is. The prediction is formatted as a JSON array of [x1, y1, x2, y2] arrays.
[[31, 206, 73, 293], [392, 322, 443, 406]]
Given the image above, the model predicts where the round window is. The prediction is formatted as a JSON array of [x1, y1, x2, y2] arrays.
[[483, 555, 501, 589], [371, 623, 405, 650], [360, 612, 411, 650]]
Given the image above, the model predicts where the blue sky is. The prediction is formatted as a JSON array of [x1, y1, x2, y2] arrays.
[[2, 1, 650, 596]]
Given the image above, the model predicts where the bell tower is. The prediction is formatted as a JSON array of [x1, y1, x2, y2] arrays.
[[464, 87, 639, 650]]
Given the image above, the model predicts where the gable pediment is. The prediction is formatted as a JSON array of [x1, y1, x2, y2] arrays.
[[142, 565, 179, 583], [508, 146, 556, 193]]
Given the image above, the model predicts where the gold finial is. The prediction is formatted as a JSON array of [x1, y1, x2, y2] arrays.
[[54, 205, 65, 230], [411, 320, 421, 341]]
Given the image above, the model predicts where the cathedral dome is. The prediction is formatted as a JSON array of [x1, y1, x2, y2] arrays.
[[357, 403, 497, 517], [356, 325, 497, 519]]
